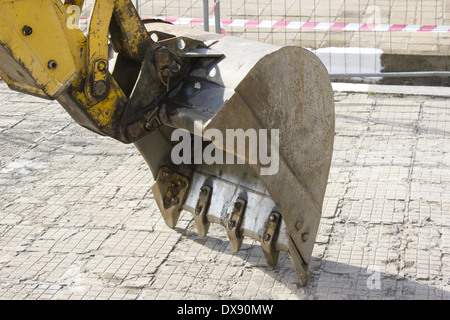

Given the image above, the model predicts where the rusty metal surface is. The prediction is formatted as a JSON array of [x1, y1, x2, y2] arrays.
[[204, 46, 335, 285], [152, 166, 191, 229], [135, 23, 335, 286]]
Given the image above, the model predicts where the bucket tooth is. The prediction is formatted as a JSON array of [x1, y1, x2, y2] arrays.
[[226, 198, 246, 253], [193, 185, 212, 237], [261, 212, 282, 267], [152, 166, 190, 228]]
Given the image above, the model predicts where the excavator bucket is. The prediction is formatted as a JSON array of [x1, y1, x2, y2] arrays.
[[133, 23, 335, 285], [0, 1, 334, 286]]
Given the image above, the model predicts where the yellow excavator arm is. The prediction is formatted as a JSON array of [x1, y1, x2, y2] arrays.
[[0, 0, 335, 286]]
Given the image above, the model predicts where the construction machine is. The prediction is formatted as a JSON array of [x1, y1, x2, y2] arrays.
[[0, 0, 335, 286]]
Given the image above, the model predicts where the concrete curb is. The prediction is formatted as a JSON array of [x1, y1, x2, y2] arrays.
[[332, 82, 450, 97]]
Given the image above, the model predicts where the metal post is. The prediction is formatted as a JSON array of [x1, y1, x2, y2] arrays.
[[214, 0, 221, 34], [203, 0, 209, 32], [134, 0, 139, 14]]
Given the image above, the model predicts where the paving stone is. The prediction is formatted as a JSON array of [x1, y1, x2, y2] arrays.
[[0, 1, 449, 300]]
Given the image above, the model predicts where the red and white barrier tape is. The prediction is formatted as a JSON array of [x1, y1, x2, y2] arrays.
[[80, 16, 450, 33], [156, 17, 450, 33]]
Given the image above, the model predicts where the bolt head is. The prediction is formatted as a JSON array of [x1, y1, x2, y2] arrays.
[[97, 61, 108, 72], [263, 233, 271, 242], [22, 25, 33, 36], [302, 233, 309, 242], [155, 49, 171, 63], [295, 220, 303, 230], [171, 61, 181, 73], [47, 60, 58, 70], [171, 197, 179, 205], [145, 119, 157, 131], [93, 80, 107, 97], [195, 205, 203, 215], [161, 67, 171, 77]]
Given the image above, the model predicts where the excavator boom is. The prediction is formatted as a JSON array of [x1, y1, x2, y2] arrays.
[[0, 0, 334, 286]]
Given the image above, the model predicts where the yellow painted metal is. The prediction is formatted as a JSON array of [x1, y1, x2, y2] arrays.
[[85, 0, 115, 101], [0, 0, 83, 98], [111, 0, 150, 61], [0, 0, 133, 137], [63, 0, 85, 8], [0, 0, 153, 139], [69, 78, 127, 131]]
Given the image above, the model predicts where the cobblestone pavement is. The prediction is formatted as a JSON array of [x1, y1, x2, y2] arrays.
[[0, 79, 449, 300]]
